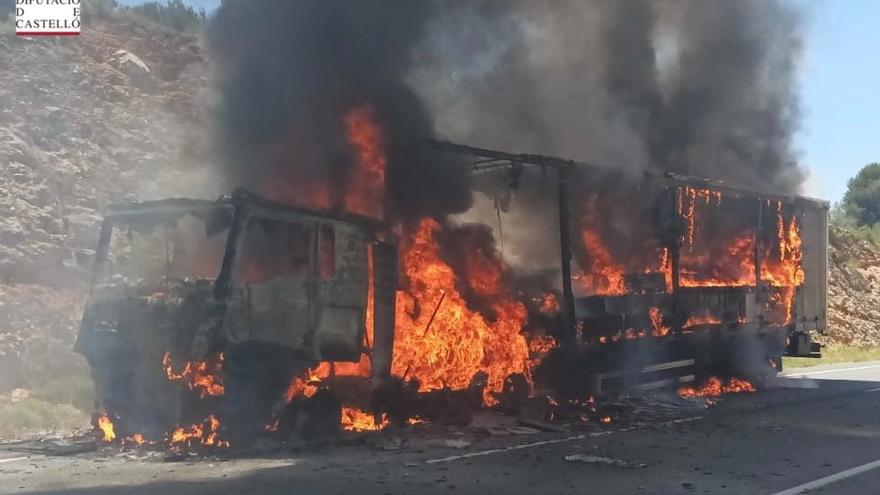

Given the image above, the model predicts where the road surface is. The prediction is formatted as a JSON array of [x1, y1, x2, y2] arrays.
[[2, 361, 880, 495]]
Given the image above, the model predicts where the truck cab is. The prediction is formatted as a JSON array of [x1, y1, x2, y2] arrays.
[[76, 189, 397, 437]]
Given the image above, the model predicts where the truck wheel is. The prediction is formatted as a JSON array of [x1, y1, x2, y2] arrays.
[[223, 342, 299, 445]]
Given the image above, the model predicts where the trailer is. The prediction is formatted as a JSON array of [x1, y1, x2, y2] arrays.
[[433, 141, 828, 393]]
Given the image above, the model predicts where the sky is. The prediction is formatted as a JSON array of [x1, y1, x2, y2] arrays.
[[117, 0, 220, 11], [116, 0, 875, 203], [796, 0, 880, 202]]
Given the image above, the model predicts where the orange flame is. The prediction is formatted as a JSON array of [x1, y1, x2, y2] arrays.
[[760, 202, 804, 323], [260, 104, 386, 221], [124, 433, 146, 447], [683, 312, 722, 328], [538, 293, 560, 314], [162, 352, 224, 398], [678, 187, 723, 251], [170, 423, 203, 445], [341, 407, 388, 432], [390, 219, 530, 406], [649, 306, 670, 337], [679, 232, 756, 288], [96, 413, 115, 443], [529, 335, 558, 354], [283, 364, 327, 403], [678, 376, 755, 398], [169, 415, 229, 449], [343, 104, 386, 220], [575, 195, 627, 295]]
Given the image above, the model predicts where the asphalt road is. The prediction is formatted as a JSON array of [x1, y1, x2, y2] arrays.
[[3, 361, 880, 495]]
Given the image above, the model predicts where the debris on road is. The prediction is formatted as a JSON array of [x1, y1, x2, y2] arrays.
[[2, 438, 96, 457], [564, 454, 646, 469], [439, 438, 471, 449]]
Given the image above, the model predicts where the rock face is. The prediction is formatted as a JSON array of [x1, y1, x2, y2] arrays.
[[826, 225, 880, 346], [0, 19, 207, 393], [113, 49, 157, 92], [0, 20, 204, 287]]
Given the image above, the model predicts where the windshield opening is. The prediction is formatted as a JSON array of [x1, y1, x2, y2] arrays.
[[100, 208, 231, 286], [234, 217, 314, 284]]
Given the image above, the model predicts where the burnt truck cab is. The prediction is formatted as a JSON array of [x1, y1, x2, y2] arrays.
[[76, 189, 397, 435]]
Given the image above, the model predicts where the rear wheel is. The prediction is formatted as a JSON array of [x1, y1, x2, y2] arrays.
[[223, 342, 300, 444]]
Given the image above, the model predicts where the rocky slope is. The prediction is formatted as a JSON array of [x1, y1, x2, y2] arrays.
[[825, 225, 880, 346], [0, 18, 207, 407], [0, 19, 204, 287]]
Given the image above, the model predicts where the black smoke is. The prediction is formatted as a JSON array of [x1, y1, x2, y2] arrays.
[[413, 0, 805, 193], [207, 0, 804, 221], [205, 0, 472, 220]]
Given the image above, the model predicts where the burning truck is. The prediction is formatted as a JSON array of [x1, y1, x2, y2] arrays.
[[75, 141, 827, 447]]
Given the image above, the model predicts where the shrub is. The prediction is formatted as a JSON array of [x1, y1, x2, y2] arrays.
[[82, 0, 121, 20], [842, 162, 880, 227], [129, 0, 206, 33]]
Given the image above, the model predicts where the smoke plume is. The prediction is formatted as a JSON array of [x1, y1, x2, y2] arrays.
[[413, 0, 805, 193], [206, 0, 472, 220], [207, 0, 805, 215]]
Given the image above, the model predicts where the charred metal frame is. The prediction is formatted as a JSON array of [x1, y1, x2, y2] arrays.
[[431, 140, 583, 348]]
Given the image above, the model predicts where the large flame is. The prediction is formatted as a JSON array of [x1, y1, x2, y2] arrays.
[[262, 105, 532, 410], [260, 104, 386, 221], [343, 104, 386, 220], [572, 187, 805, 333], [760, 202, 804, 322], [574, 195, 627, 295], [679, 232, 757, 288], [390, 219, 531, 406]]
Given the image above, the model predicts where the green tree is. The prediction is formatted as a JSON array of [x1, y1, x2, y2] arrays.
[[130, 0, 205, 33], [842, 162, 880, 226]]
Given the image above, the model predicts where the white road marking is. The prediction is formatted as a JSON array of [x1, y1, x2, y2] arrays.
[[784, 364, 880, 377], [769, 377, 819, 389], [425, 432, 605, 464], [769, 457, 880, 495], [865, 387, 880, 393], [0, 456, 34, 465], [424, 416, 702, 464]]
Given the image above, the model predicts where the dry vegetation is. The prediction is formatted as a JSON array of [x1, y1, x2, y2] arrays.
[[0, 11, 205, 438]]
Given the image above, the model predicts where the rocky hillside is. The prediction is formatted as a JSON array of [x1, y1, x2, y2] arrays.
[[0, 19, 204, 287], [0, 18, 207, 408], [826, 225, 880, 347]]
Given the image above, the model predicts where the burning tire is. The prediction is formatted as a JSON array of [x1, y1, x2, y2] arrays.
[[222, 342, 301, 445]]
